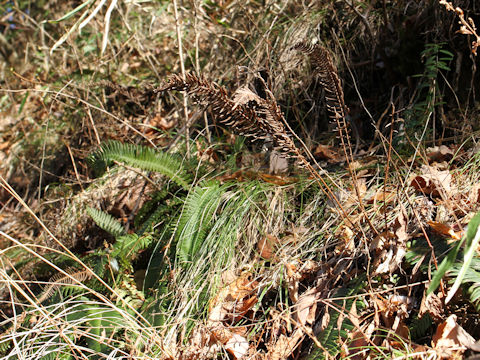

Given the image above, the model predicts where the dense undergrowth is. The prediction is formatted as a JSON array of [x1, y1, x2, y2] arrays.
[[1, 0, 480, 359]]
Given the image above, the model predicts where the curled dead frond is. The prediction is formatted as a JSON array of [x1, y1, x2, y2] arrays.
[[293, 42, 350, 140], [157, 73, 303, 163], [38, 268, 93, 303]]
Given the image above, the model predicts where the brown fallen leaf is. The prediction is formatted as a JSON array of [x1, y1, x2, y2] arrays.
[[410, 165, 454, 197], [266, 329, 304, 360], [432, 314, 475, 358], [209, 272, 258, 322], [225, 333, 249, 359], [257, 234, 279, 260], [335, 225, 355, 253], [419, 291, 445, 323], [294, 287, 319, 327], [342, 322, 375, 360], [373, 209, 408, 275], [285, 260, 319, 303], [313, 143, 340, 162], [426, 145, 454, 163], [366, 190, 396, 205], [428, 221, 462, 241], [150, 113, 177, 131]]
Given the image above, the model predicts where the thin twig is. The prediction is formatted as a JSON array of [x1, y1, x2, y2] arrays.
[[172, 0, 190, 157]]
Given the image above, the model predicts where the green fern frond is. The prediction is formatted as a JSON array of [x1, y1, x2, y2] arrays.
[[175, 181, 225, 265], [134, 188, 170, 228], [112, 233, 153, 260], [87, 206, 126, 237], [306, 276, 366, 359], [135, 189, 184, 235], [409, 313, 433, 341], [89, 140, 191, 189]]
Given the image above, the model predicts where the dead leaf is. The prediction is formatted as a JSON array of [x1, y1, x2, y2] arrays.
[[257, 234, 278, 260], [209, 272, 258, 322], [259, 173, 298, 186], [336, 225, 355, 253], [373, 210, 408, 275], [419, 292, 445, 323], [366, 190, 396, 205], [313, 144, 340, 162], [426, 145, 454, 162], [410, 165, 454, 197], [285, 260, 320, 303], [266, 329, 304, 360], [432, 315, 475, 357], [225, 334, 249, 359], [343, 322, 375, 360], [149, 113, 177, 131], [428, 221, 462, 241], [294, 287, 319, 327]]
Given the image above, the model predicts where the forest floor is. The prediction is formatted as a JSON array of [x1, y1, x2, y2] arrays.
[[1, 1, 480, 359]]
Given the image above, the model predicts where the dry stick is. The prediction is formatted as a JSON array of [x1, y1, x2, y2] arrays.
[[86, 106, 102, 145], [64, 140, 84, 191], [383, 102, 396, 234], [172, 0, 190, 158], [193, 0, 211, 144]]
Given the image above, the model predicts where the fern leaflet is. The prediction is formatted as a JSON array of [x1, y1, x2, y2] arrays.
[[175, 181, 225, 265], [87, 206, 126, 237], [89, 140, 191, 189]]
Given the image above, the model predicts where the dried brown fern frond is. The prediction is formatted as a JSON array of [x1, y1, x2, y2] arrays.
[[157, 73, 302, 162], [38, 268, 93, 303], [159, 72, 360, 230], [294, 42, 378, 235], [293, 42, 355, 155], [293, 43, 348, 121]]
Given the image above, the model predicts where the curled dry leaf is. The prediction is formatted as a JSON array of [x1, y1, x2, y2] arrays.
[[374, 294, 414, 329], [335, 225, 355, 253], [207, 272, 258, 358], [285, 260, 319, 303], [426, 145, 454, 163], [432, 315, 475, 358], [148, 112, 177, 131], [313, 143, 341, 162], [209, 272, 258, 322], [419, 291, 445, 323], [410, 165, 454, 197]]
